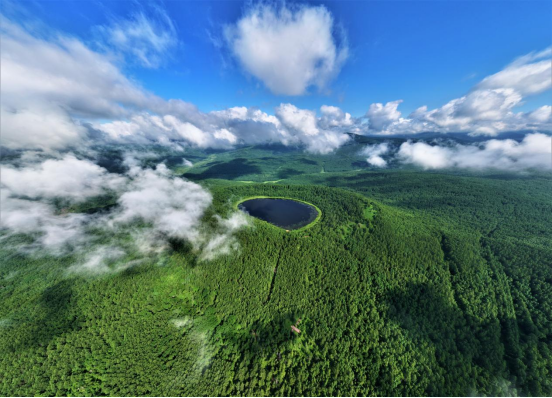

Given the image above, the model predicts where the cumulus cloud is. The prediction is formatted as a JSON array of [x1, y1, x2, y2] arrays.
[[275, 104, 350, 154], [365, 89, 533, 136], [94, 103, 351, 154], [171, 317, 192, 329], [95, 113, 238, 149], [396, 133, 552, 170], [209, 106, 285, 145], [0, 16, 158, 150], [366, 101, 403, 131], [0, 155, 125, 252], [70, 246, 127, 275], [0, 18, 154, 118], [1, 15, 351, 154], [319, 105, 354, 129], [526, 105, 552, 123], [0, 103, 86, 151], [96, 10, 177, 68], [111, 164, 249, 258], [2, 14, 550, 157], [276, 104, 319, 136], [224, 3, 348, 95], [364, 48, 552, 135], [361, 143, 390, 167]]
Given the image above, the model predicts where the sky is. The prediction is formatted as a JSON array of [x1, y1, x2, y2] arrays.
[[8, 0, 551, 116], [1, 0, 551, 152]]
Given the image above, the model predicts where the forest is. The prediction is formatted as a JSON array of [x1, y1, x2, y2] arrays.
[[1, 143, 551, 396]]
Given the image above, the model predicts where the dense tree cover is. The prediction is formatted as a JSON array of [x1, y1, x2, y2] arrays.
[[1, 144, 551, 396]]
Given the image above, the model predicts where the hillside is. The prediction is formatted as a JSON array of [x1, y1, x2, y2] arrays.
[[1, 149, 551, 395]]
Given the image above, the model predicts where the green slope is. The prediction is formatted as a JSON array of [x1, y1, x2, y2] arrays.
[[2, 179, 551, 396]]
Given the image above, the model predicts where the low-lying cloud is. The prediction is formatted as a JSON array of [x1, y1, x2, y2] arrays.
[[362, 133, 552, 171], [360, 143, 390, 167], [0, 190, 90, 252], [1, 155, 250, 273], [2, 155, 125, 200], [112, 163, 212, 243]]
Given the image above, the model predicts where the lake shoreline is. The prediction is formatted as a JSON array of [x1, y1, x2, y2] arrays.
[[234, 196, 322, 232]]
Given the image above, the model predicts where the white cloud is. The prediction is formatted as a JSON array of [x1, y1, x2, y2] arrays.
[[95, 113, 238, 149], [211, 104, 353, 152], [0, 189, 89, 252], [276, 104, 319, 136], [361, 143, 390, 167], [171, 317, 192, 329], [319, 105, 354, 129], [0, 155, 249, 269], [366, 100, 403, 131], [2, 155, 125, 200], [365, 48, 552, 135], [404, 88, 524, 135], [527, 105, 552, 123], [70, 246, 127, 275], [0, 103, 86, 151], [1, 155, 125, 252], [0, 17, 154, 118], [275, 104, 349, 154], [409, 106, 428, 119], [96, 11, 177, 68], [2, 15, 549, 156], [199, 212, 250, 261], [471, 126, 498, 137], [108, 165, 251, 261], [95, 103, 351, 154], [224, 3, 348, 95], [112, 163, 212, 243], [476, 47, 552, 96], [397, 141, 454, 169], [453, 89, 522, 121], [0, 16, 159, 150], [397, 133, 552, 170]]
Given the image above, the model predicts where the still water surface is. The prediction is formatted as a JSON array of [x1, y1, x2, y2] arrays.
[[239, 198, 318, 230]]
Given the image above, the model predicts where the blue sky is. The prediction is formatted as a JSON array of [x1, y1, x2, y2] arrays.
[[1, 0, 551, 154], [10, 0, 551, 116]]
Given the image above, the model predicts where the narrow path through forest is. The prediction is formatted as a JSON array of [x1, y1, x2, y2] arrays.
[[265, 244, 285, 304]]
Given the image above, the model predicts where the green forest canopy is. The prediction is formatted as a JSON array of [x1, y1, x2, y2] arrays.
[[1, 145, 551, 396]]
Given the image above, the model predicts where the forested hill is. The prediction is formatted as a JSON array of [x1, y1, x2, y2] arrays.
[[1, 145, 551, 396]]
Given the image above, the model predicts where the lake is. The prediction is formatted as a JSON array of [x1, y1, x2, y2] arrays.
[[238, 198, 319, 230]]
